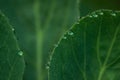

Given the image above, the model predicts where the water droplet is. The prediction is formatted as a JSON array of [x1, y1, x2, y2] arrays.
[[46, 66, 49, 69], [93, 14, 98, 18], [54, 44, 58, 47], [45, 61, 50, 70], [12, 28, 15, 31], [111, 13, 116, 16], [63, 36, 67, 39], [18, 51, 23, 56], [89, 15, 92, 18], [99, 12, 104, 15], [68, 31, 74, 36]]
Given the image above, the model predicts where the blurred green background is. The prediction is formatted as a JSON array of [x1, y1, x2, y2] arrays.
[[0, 0, 120, 80]]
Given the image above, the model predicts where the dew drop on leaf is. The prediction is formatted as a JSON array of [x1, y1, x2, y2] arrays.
[[46, 66, 50, 69], [54, 44, 58, 47], [99, 12, 104, 15], [93, 14, 98, 18], [63, 36, 67, 39], [89, 15, 92, 18], [18, 51, 23, 56], [12, 28, 15, 31], [68, 31, 74, 36], [111, 13, 116, 16]]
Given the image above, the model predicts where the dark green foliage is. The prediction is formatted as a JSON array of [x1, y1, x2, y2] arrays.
[[0, 12, 25, 80], [49, 10, 120, 80], [80, 0, 120, 16]]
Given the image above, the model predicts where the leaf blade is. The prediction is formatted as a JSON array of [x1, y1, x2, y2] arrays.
[[0, 12, 25, 80], [49, 10, 120, 80]]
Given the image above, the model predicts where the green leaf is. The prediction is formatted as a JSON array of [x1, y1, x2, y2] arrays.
[[0, 12, 25, 80], [49, 10, 120, 80]]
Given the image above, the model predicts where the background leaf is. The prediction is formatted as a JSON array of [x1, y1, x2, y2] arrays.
[[49, 10, 120, 80], [0, 12, 25, 80]]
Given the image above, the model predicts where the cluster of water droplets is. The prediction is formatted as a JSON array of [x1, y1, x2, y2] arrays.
[[89, 11, 105, 18], [88, 12, 103, 18], [88, 11, 118, 18], [46, 61, 50, 70], [68, 31, 74, 36], [93, 14, 98, 18], [62, 31, 74, 40], [88, 12, 99, 18], [110, 13, 116, 16]]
